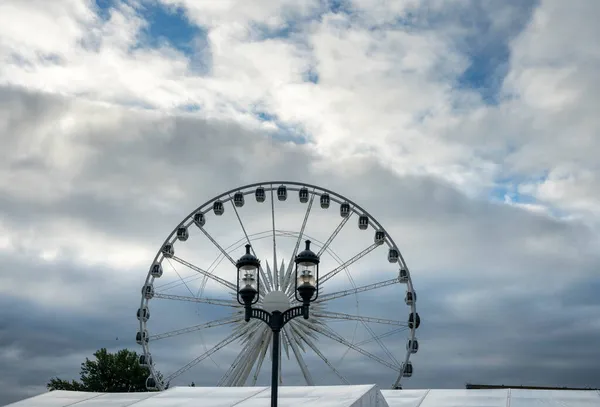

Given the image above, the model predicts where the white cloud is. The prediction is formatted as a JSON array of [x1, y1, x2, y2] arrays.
[[160, 0, 322, 29], [500, 0, 600, 218]]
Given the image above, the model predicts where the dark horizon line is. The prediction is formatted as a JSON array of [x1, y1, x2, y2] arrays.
[[466, 383, 600, 391]]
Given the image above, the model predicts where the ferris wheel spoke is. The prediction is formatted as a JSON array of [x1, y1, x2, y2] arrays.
[[289, 323, 349, 385], [237, 329, 267, 386], [230, 199, 269, 296], [317, 213, 352, 257], [170, 256, 237, 292], [235, 320, 263, 349], [320, 243, 380, 285], [218, 342, 250, 386], [198, 226, 237, 266], [360, 320, 401, 368], [251, 330, 272, 386], [155, 273, 203, 292], [290, 324, 320, 364], [277, 262, 287, 300], [279, 330, 283, 385], [218, 322, 262, 386], [270, 186, 278, 291], [316, 278, 399, 303], [287, 323, 307, 353], [265, 261, 275, 293], [281, 324, 291, 361], [149, 315, 242, 341], [354, 327, 407, 347], [164, 258, 198, 298], [153, 292, 238, 307], [229, 329, 265, 386], [226, 364, 250, 388], [237, 350, 260, 387], [314, 311, 408, 327], [294, 318, 322, 342], [164, 330, 245, 383], [283, 325, 315, 385], [313, 325, 401, 372], [283, 191, 316, 293]]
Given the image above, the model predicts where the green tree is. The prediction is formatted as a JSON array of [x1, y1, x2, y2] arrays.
[[47, 348, 167, 392]]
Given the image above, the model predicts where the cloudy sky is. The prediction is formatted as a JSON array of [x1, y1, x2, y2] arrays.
[[1, 0, 600, 404]]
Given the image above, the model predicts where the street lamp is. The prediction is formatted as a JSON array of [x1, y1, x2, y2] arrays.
[[236, 241, 319, 407]]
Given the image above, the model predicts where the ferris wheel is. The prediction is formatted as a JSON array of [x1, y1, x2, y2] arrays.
[[136, 182, 420, 390]]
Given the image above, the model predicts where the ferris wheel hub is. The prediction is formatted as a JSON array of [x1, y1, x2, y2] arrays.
[[262, 290, 291, 313]]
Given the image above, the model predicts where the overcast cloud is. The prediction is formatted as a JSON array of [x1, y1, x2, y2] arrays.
[[1, 0, 600, 405]]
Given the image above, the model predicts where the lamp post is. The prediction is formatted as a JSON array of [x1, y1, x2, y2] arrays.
[[236, 240, 319, 407]]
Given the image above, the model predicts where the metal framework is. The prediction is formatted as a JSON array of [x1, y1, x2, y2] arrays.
[[137, 181, 419, 391]]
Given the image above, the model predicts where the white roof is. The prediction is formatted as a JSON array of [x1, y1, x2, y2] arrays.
[[382, 389, 600, 407], [4, 386, 600, 407]]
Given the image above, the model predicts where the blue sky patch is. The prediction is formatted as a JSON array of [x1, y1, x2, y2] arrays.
[[489, 172, 549, 205], [304, 67, 319, 84], [489, 184, 537, 205], [137, 1, 204, 55], [180, 103, 202, 112], [94, 0, 113, 21], [254, 110, 309, 144], [453, 0, 539, 104], [372, 0, 539, 104], [327, 0, 353, 15], [94, 0, 205, 56]]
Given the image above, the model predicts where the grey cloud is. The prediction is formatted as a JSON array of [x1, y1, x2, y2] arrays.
[[4, 86, 596, 283], [0, 86, 318, 243]]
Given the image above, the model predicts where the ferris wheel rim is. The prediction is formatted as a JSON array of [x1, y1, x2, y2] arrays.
[[138, 181, 418, 390]]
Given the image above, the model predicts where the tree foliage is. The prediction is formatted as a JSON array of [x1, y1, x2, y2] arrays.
[[47, 348, 166, 392]]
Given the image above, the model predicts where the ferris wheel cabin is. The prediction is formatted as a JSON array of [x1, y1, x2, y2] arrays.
[[176, 226, 188, 241], [399, 267, 408, 283], [162, 243, 174, 258], [340, 202, 350, 217], [213, 200, 224, 215], [146, 376, 157, 390], [405, 290, 417, 305], [136, 330, 149, 345], [193, 212, 205, 227], [402, 362, 413, 377], [137, 306, 150, 322], [139, 354, 152, 367], [255, 187, 266, 202], [358, 215, 369, 230], [234, 192, 245, 207], [408, 312, 420, 329], [277, 185, 287, 201], [407, 339, 419, 354], [150, 263, 163, 278], [299, 187, 309, 203], [320, 193, 330, 209], [142, 284, 154, 299]]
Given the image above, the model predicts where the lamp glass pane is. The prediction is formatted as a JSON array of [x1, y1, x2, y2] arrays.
[[240, 268, 257, 289], [297, 264, 316, 287]]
